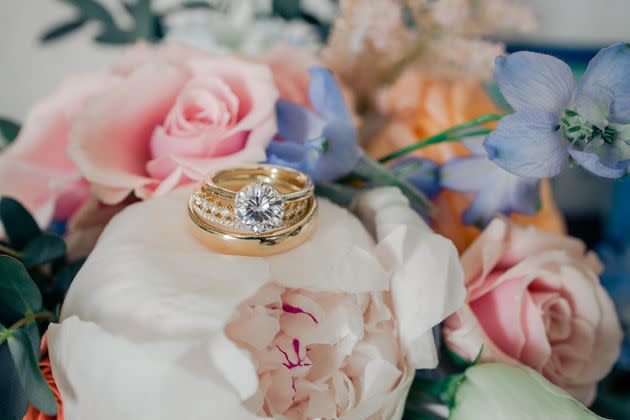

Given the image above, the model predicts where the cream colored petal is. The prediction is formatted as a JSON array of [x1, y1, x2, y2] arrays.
[[48, 317, 261, 420], [354, 187, 466, 369]]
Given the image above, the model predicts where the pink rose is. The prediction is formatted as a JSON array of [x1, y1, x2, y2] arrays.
[[0, 72, 119, 232], [444, 218, 623, 404], [69, 43, 278, 205]]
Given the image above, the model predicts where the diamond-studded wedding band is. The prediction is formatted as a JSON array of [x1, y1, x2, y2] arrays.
[[187, 165, 318, 256]]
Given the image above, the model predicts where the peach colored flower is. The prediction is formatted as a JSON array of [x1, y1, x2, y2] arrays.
[[69, 43, 278, 205], [0, 72, 119, 234], [23, 335, 63, 420], [47, 187, 465, 419], [261, 45, 320, 108], [366, 74, 565, 252], [443, 218, 623, 404]]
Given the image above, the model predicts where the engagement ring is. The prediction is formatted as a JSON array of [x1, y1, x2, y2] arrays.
[[188, 164, 317, 256]]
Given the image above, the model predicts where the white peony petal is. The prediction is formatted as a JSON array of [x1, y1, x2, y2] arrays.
[[354, 187, 466, 369], [267, 201, 389, 293], [47, 317, 260, 420]]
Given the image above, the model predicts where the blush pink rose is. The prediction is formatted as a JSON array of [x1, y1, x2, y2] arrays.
[[0, 73, 119, 232], [69, 43, 279, 205], [443, 218, 623, 404]]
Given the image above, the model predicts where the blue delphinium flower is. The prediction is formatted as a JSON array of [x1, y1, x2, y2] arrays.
[[266, 67, 361, 182], [391, 157, 441, 199], [597, 243, 630, 370], [484, 43, 630, 179], [441, 138, 539, 227]]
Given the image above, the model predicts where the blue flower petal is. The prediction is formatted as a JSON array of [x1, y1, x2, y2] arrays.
[[494, 52, 576, 114], [569, 146, 626, 178], [574, 83, 613, 129], [266, 140, 308, 173], [484, 110, 568, 178], [462, 168, 540, 228], [310, 119, 361, 182], [460, 136, 486, 156], [276, 100, 326, 143], [579, 43, 630, 124], [391, 157, 441, 198], [308, 67, 352, 123], [441, 156, 496, 192]]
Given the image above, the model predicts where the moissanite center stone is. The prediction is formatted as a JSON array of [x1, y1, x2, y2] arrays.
[[234, 182, 285, 233]]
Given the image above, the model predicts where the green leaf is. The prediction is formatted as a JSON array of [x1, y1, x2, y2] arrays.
[[94, 28, 137, 44], [61, 0, 116, 24], [40, 16, 88, 42], [125, 0, 154, 40], [22, 234, 67, 269], [0, 256, 43, 316], [272, 0, 301, 19], [0, 118, 20, 143], [7, 329, 57, 415], [0, 337, 29, 419], [53, 257, 85, 294], [0, 197, 41, 249]]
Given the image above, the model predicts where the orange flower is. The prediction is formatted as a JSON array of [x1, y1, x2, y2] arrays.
[[23, 335, 63, 420], [366, 71, 565, 252]]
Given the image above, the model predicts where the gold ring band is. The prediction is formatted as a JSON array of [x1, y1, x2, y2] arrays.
[[188, 164, 317, 256]]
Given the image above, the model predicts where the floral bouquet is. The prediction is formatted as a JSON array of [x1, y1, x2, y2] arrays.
[[1, 1, 628, 419]]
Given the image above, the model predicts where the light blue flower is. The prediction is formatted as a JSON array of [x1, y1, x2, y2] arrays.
[[391, 157, 441, 198], [266, 67, 361, 182], [441, 139, 539, 227], [484, 43, 630, 179]]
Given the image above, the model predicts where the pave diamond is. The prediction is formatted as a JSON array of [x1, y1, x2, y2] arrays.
[[235, 182, 285, 233]]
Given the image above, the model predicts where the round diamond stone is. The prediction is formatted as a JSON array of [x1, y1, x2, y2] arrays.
[[235, 182, 285, 233]]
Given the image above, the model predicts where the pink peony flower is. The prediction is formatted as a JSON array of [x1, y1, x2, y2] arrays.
[[47, 187, 465, 419], [443, 217, 623, 404], [69, 43, 279, 205], [0, 72, 119, 232]]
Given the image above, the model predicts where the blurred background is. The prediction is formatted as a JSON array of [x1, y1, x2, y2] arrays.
[[2, 0, 629, 247]]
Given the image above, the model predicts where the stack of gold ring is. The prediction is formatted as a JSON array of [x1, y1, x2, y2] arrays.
[[188, 164, 318, 256]]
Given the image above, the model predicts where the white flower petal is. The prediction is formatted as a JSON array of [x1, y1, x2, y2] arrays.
[[48, 317, 260, 420], [354, 187, 466, 369]]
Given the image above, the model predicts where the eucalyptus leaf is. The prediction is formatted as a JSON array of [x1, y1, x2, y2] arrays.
[[0, 256, 43, 316], [125, 0, 154, 39], [0, 339, 29, 420], [24, 322, 41, 361], [53, 257, 85, 294], [0, 197, 41, 249], [94, 28, 137, 44], [272, 0, 301, 19], [7, 329, 57, 415], [40, 16, 88, 42], [22, 234, 67, 269], [0, 118, 20, 143], [61, 0, 115, 24]]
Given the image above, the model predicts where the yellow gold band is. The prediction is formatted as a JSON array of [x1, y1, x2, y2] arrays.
[[187, 164, 317, 256]]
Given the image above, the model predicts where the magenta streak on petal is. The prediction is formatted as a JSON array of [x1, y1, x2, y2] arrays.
[[291, 377, 297, 402], [276, 339, 312, 369], [282, 304, 319, 324]]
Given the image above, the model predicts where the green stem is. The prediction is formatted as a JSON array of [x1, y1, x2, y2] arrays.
[[0, 244, 23, 260], [0, 311, 53, 346], [378, 114, 503, 163], [351, 154, 436, 214]]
